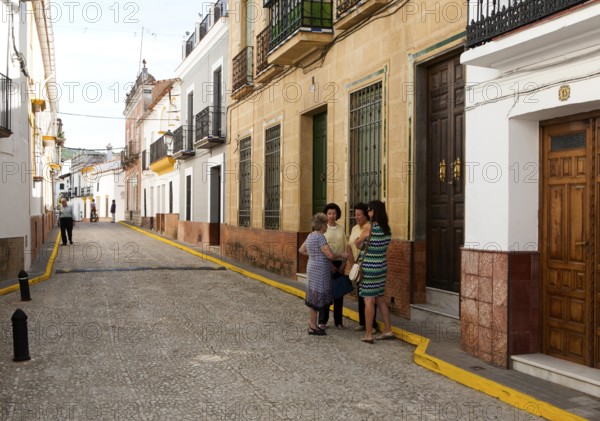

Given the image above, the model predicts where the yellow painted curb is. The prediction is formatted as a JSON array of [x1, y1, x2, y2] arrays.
[[0, 233, 61, 296], [123, 222, 586, 421]]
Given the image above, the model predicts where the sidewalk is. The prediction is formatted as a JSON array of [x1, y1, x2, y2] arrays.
[[2, 223, 599, 420]]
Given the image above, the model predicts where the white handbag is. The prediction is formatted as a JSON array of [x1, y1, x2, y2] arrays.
[[349, 263, 362, 282], [349, 238, 370, 283]]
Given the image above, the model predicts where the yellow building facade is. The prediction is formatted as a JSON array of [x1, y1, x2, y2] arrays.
[[225, 0, 467, 318]]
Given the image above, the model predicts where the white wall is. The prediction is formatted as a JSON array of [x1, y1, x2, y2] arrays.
[[462, 6, 600, 252]]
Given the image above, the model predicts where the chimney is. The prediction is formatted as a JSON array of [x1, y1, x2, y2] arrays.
[[106, 143, 113, 161]]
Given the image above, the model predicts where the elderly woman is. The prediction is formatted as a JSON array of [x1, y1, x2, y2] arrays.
[[299, 213, 346, 336]]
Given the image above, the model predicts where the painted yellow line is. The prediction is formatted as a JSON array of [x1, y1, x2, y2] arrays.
[[0, 233, 61, 296], [123, 222, 586, 421]]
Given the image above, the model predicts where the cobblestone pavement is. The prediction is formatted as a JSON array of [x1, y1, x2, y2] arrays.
[[0, 223, 544, 420]]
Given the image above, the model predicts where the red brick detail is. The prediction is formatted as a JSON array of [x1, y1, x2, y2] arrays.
[[221, 225, 304, 279], [178, 221, 220, 246], [385, 240, 412, 319], [412, 240, 426, 304]]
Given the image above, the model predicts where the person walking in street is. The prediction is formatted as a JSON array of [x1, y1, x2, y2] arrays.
[[59, 198, 74, 245], [347, 202, 378, 332], [110, 199, 116, 223], [318, 203, 348, 329], [354, 200, 393, 343], [90, 199, 97, 222], [299, 213, 347, 336]]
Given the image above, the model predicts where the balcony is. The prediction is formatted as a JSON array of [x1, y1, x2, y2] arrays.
[[267, 0, 333, 65], [172, 125, 195, 160], [149, 134, 175, 176], [194, 106, 226, 149], [214, 0, 225, 21], [142, 149, 148, 171], [231, 47, 254, 100], [185, 32, 195, 57], [184, 0, 227, 59], [256, 27, 284, 84], [335, 0, 387, 29], [0, 72, 11, 137], [121, 140, 139, 170], [466, 0, 588, 48]]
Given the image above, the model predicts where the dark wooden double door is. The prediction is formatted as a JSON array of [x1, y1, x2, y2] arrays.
[[542, 118, 600, 367], [426, 56, 465, 293]]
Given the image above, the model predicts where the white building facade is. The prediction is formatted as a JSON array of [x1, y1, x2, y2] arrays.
[[139, 79, 181, 236], [461, 0, 600, 391], [0, 0, 60, 281], [173, 0, 228, 247]]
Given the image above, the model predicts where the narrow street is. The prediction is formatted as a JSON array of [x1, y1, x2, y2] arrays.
[[0, 222, 542, 420]]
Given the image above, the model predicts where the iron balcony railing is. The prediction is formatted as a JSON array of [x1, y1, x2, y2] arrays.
[[184, 0, 227, 58], [150, 134, 169, 164], [268, 0, 333, 51], [214, 0, 225, 21], [195, 106, 226, 141], [336, 0, 361, 17], [199, 14, 210, 39], [0, 72, 11, 135], [466, 0, 588, 48], [172, 125, 194, 154], [185, 32, 195, 57], [256, 27, 270, 75], [232, 47, 253, 93]]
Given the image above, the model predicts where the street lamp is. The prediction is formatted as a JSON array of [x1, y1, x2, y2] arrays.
[[164, 130, 174, 155]]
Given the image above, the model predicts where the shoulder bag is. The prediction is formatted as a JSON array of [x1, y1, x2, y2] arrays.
[[349, 237, 370, 285]]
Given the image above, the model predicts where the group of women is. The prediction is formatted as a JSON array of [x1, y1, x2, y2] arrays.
[[299, 200, 394, 343]]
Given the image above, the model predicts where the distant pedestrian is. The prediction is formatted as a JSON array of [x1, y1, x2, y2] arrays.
[[299, 213, 347, 336], [59, 198, 74, 245], [90, 199, 98, 222], [110, 199, 116, 223]]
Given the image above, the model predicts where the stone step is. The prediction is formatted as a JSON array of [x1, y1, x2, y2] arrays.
[[426, 287, 460, 315], [511, 353, 600, 397]]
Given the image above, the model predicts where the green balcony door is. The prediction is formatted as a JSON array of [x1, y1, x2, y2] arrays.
[[312, 112, 327, 215]]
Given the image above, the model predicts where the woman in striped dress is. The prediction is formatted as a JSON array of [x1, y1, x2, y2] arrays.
[[355, 200, 393, 343]]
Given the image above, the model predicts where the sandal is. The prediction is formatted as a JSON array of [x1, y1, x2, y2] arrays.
[[360, 336, 374, 344], [374, 331, 395, 340], [308, 327, 326, 336]]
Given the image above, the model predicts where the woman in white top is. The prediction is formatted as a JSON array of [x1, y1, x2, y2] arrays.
[[318, 203, 348, 329]]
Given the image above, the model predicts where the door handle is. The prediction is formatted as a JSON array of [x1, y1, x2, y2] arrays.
[[575, 242, 588, 246], [439, 160, 446, 183], [453, 158, 461, 182]]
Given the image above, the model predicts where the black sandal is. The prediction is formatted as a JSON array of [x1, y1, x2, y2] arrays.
[[308, 327, 326, 336]]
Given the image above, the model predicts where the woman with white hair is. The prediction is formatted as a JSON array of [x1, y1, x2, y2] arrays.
[[299, 213, 347, 336]]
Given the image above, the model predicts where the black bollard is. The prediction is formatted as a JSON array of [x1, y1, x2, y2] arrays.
[[18, 270, 31, 302], [12, 309, 31, 362]]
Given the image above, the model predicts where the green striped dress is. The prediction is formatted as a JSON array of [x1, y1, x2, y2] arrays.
[[358, 223, 391, 298]]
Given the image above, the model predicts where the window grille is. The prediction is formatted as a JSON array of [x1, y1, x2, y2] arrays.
[[349, 81, 382, 226], [265, 125, 281, 229], [238, 137, 252, 227]]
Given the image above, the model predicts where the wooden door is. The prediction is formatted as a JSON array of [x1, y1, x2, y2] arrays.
[[542, 120, 594, 366], [595, 118, 600, 368], [426, 55, 465, 292], [313, 112, 327, 215]]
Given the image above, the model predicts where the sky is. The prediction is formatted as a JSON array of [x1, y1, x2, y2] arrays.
[[52, 1, 210, 151]]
